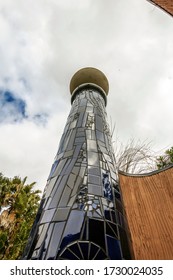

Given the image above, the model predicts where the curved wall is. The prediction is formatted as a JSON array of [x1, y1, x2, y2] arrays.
[[119, 165, 173, 259]]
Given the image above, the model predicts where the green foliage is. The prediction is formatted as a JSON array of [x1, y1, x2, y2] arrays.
[[0, 173, 41, 259], [156, 147, 173, 169]]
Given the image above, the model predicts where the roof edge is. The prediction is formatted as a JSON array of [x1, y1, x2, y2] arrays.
[[147, 0, 173, 17], [118, 163, 173, 177]]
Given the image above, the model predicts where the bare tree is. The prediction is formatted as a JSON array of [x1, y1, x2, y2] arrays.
[[113, 138, 156, 174]]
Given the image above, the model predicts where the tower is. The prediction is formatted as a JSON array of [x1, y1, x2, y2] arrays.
[[23, 67, 131, 260]]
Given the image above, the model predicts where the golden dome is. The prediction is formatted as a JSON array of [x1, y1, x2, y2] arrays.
[[70, 67, 109, 96]]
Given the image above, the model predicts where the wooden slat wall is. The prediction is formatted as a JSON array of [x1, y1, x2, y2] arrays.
[[119, 167, 173, 259], [148, 0, 173, 15]]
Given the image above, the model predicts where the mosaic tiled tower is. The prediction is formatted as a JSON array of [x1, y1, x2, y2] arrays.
[[23, 67, 131, 260]]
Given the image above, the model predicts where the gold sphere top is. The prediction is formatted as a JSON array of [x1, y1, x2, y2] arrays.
[[70, 67, 109, 96]]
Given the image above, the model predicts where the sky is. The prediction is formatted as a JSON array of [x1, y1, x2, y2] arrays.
[[0, 0, 173, 191]]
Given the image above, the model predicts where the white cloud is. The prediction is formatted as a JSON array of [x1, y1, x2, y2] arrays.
[[0, 0, 172, 190]]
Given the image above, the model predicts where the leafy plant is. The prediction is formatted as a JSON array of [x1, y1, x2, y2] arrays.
[[0, 173, 41, 259], [156, 147, 173, 169]]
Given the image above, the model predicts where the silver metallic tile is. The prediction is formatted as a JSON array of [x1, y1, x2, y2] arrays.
[[87, 139, 97, 152], [42, 223, 54, 258], [83, 175, 87, 185], [88, 184, 102, 196], [49, 175, 69, 208], [88, 152, 99, 166], [53, 207, 70, 222], [66, 129, 77, 151], [102, 162, 107, 170], [50, 176, 62, 197], [99, 144, 108, 154], [63, 158, 77, 175], [86, 130, 92, 140], [82, 112, 87, 127], [93, 211, 102, 219], [88, 174, 101, 185], [45, 222, 65, 259], [101, 198, 109, 207], [96, 115, 103, 131], [63, 149, 74, 158], [86, 106, 93, 113], [75, 137, 85, 143], [44, 176, 57, 198], [91, 131, 96, 140], [63, 210, 85, 236], [97, 140, 105, 147], [71, 176, 83, 196], [96, 130, 105, 142], [34, 224, 45, 249], [78, 127, 85, 132], [110, 170, 117, 181], [79, 166, 86, 178], [31, 249, 40, 259], [61, 130, 72, 151], [44, 197, 53, 210], [99, 161, 103, 169], [70, 119, 77, 129], [73, 144, 83, 158], [77, 112, 84, 127], [67, 195, 76, 207], [88, 166, 100, 176], [80, 98, 87, 106], [55, 152, 64, 161], [67, 173, 76, 189], [76, 131, 85, 137], [53, 158, 68, 177], [103, 153, 112, 163], [58, 186, 72, 207], [78, 106, 85, 113], [40, 209, 56, 224]]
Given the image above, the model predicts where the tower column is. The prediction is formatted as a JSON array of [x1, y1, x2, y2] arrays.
[[23, 67, 131, 260]]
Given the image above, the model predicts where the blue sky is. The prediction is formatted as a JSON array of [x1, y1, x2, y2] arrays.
[[0, 0, 173, 190], [0, 91, 26, 122], [0, 90, 48, 125]]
